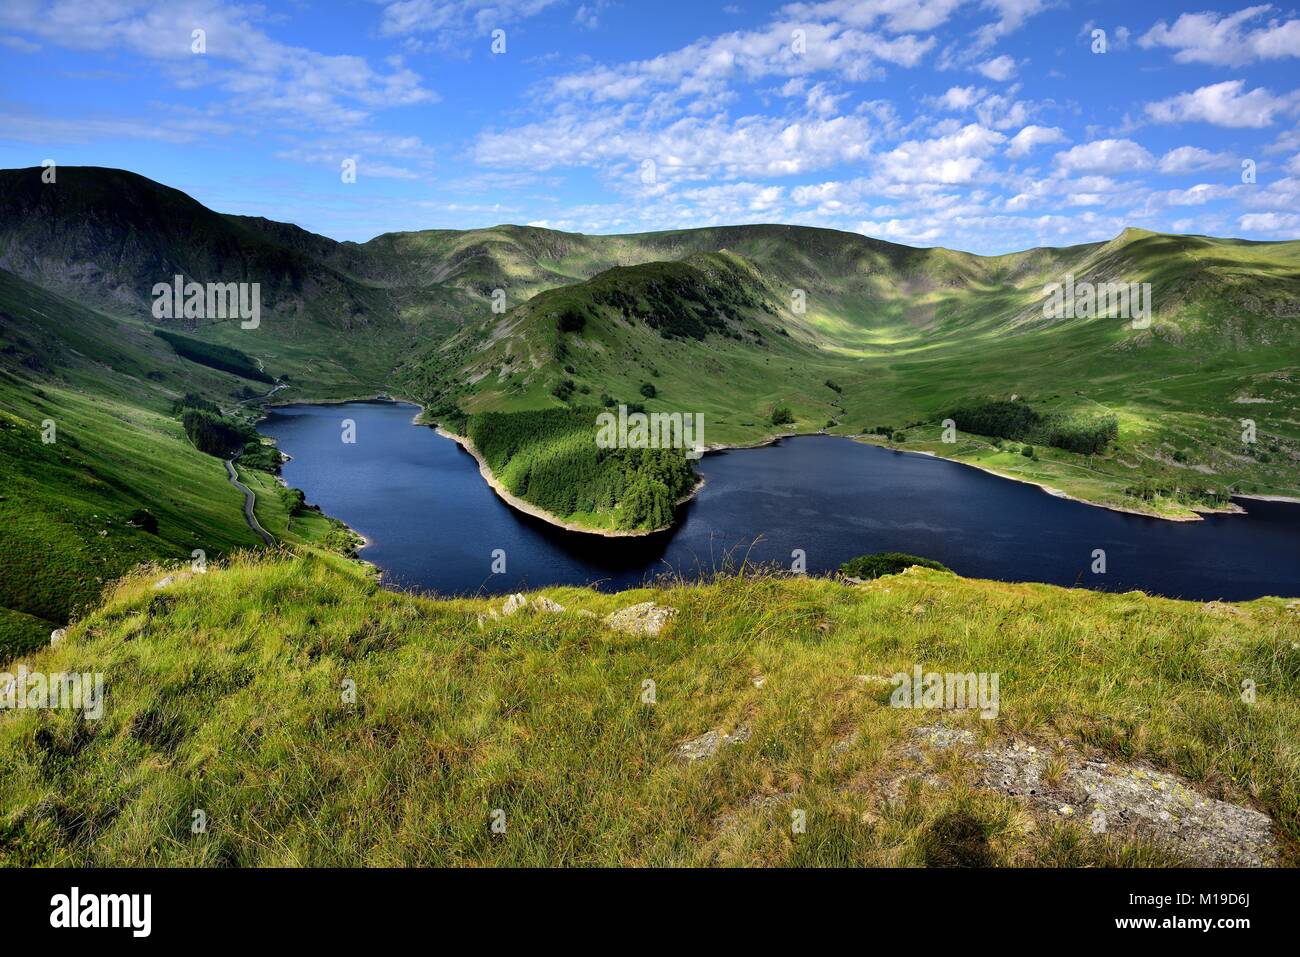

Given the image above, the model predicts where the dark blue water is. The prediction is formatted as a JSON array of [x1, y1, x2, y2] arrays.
[[261, 401, 1300, 601]]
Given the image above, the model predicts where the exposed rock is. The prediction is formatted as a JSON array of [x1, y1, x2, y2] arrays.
[[675, 725, 750, 763], [1201, 601, 1244, 618], [752, 675, 767, 689], [153, 576, 174, 589], [714, 790, 795, 835], [49, 628, 66, 646], [501, 594, 565, 617], [893, 725, 1278, 867], [830, 733, 859, 756], [605, 602, 677, 636], [854, 674, 894, 688]]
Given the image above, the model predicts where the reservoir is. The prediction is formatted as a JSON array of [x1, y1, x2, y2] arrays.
[[260, 401, 1300, 601]]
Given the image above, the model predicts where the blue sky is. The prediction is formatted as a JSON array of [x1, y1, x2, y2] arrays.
[[1, 0, 1298, 252]]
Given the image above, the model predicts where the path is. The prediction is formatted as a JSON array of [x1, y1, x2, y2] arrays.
[[224, 450, 275, 546]]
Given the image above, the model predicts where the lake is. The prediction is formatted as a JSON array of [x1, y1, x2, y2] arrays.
[[260, 401, 1300, 601]]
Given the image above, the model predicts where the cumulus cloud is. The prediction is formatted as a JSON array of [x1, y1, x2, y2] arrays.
[[1139, 6, 1300, 66], [1005, 124, 1066, 157], [0, 1, 436, 128], [937, 85, 985, 109], [977, 54, 1017, 80], [1053, 139, 1155, 173], [474, 110, 875, 181], [377, 0, 563, 42], [878, 123, 1005, 184], [1145, 80, 1292, 128], [1157, 145, 1238, 174]]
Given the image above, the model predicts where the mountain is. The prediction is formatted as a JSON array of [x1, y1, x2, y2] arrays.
[[1, 165, 1298, 645]]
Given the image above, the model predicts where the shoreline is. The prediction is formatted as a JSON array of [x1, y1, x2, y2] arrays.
[[256, 393, 1290, 538], [841, 434, 1245, 524], [434, 426, 702, 538]]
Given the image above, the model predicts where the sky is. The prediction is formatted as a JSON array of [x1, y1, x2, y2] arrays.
[[0, 0, 1298, 253]]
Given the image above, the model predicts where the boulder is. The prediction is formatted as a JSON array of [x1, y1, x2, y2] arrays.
[[605, 602, 677, 636], [674, 724, 751, 764]]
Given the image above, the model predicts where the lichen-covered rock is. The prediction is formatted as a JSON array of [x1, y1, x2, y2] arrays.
[[896, 725, 1278, 866], [605, 602, 677, 636], [674, 725, 750, 763], [501, 594, 564, 616], [49, 628, 67, 646]]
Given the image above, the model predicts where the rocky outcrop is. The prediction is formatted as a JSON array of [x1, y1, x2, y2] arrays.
[[604, 602, 677, 636], [675, 725, 751, 764], [888, 725, 1278, 867]]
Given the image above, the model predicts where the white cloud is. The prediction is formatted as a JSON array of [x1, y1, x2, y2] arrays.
[[378, 0, 563, 41], [1053, 138, 1155, 173], [545, 17, 939, 110], [1157, 145, 1238, 173], [937, 85, 984, 109], [1238, 211, 1300, 232], [0, 1, 436, 128], [1145, 80, 1292, 128], [779, 0, 967, 34], [977, 54, 1017, 81], [1139, 6, 1300, 67], [0, 34, 39, 52], [474, 110, 875, 181], [1005, 124, 1065, 156], [878, 123, 1005, 184]]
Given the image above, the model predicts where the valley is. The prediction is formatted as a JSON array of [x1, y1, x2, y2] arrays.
[[1, 166, 1298, 653]]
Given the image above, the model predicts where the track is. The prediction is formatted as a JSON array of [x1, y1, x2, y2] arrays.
[[225, 450, 275, 546]]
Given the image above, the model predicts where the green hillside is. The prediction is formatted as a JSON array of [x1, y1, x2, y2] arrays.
[[402, 225, 1300, 528], [0, 550, 1293, 866], [1, 165, 1297, 628], [0, 269, 354, 656]]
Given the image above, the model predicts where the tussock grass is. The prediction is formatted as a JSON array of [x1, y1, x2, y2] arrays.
[[1, 551, 1294, 866]]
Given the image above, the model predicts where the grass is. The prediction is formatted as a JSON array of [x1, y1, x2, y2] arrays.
[[0, 269, 368, 656], [401, 228, 1300, 528], [0, 550, 1294, 866]]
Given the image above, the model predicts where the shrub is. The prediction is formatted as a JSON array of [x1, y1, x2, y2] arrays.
[[947, 399, 1116, 455], [154, 330, 273, 383], [1022, 445, 1035, 457], [770, 403, 794, 426], [556, 308, 586, 333], [839, 552, 951, 579], [127, 508, 159, 534], [181, 408, 254, 457], [639, 382, 657, 399]]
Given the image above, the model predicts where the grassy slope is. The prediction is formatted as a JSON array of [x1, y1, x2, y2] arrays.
[[0, 550, 1294, 866], [0, 270, 358, 658], [404, 228, 1300, 524]]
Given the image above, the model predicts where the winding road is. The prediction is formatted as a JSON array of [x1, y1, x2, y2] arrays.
[[220, 376, 286, 547], [225, 450, 275, 546]]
